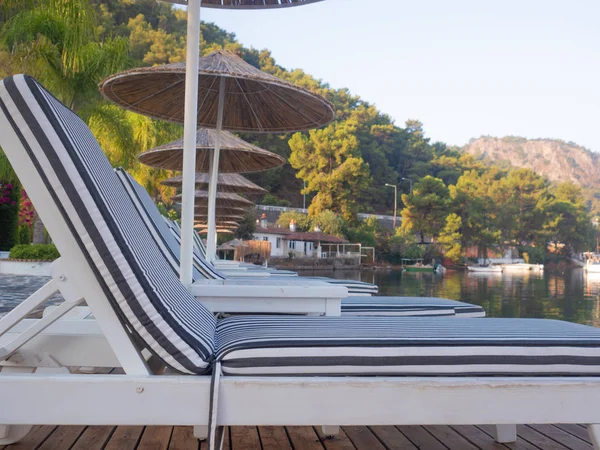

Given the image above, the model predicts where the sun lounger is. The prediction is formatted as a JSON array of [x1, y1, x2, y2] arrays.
[[119, 168, 483, 316], [4, 75, 600, 449]]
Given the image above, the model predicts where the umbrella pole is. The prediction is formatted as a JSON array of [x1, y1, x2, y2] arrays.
[[206, 77, 226, 262], [179, 0, 202, 287]]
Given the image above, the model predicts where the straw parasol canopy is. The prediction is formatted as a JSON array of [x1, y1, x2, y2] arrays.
[[99, 50, 335, 133], [172, 190, 254, 208], [162, 0, 323, 9], [195, 221, 239, 229], [139, 129, 284, 173], [191, 205, 250, 215], [195, 213, 244, 221], [197, 227, 234, 235], [161, 172, 267, 195]]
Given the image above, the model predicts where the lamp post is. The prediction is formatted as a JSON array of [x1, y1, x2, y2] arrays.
[[385, 183, 397, 228], [402, 177, 413, 194]]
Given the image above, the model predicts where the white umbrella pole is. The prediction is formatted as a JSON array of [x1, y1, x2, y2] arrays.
[[206, 77, 226, 262], [180, 0, 202, 287]]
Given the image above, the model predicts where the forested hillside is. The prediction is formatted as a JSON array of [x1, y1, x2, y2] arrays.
[[463, 136, 600, 214], [0, 0, 595, 259]]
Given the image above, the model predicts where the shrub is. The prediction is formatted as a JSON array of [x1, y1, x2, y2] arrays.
[[17, 225, 31, 245], [9, 244, 60, 261]]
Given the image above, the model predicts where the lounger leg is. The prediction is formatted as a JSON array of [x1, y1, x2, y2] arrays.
[[588, 425, 600, 449], [0, 366, 34, 445], [194, 425, 208, 441], [493, 424, 517, 443], [321, 426, 340, 436]]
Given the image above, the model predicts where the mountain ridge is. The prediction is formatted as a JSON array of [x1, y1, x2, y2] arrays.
[[461, 136, 600, 213]]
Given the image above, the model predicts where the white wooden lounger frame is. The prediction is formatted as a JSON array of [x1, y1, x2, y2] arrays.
[[2, 89, 600, 450]]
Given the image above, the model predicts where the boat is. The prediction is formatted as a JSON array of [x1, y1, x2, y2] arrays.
[[401, 258, 439, 273], [467, 264, 503, 273], [584, 253, 600, 273]]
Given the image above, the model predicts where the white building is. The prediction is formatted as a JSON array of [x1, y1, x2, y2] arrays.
[[253, 218, 349, 258]]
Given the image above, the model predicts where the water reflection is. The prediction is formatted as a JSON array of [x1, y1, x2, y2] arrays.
[[297, 268, 600, 327]]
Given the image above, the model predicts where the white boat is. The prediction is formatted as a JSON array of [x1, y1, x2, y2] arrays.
[[467, 265, 503, 273], [585, 255, 600, 273]]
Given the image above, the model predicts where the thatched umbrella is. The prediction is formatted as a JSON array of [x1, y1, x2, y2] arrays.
[[172, 190, 254, 208], [195, 213, 245, 222], [195, 220, 240, 229], [192, 205, 250, 216], [161, 172, 267, 195], [139, 129, 284, 173], [100, 49, 334, 268], [106, 0, 324, 287]]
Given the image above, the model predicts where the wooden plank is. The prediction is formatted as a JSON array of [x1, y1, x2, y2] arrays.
[[138, 426, 173, 450], [553, 424, 593, 445], [528, 425, 593, 450], [397, 426, 448, 450], [450, 425, 508, 450], [169, 427, 199, 450], [285, 427, 325, 450], [37, 425, 85, 450], [369, 426, 418, 450], [4, 425, 57, 450], [258, 427, 292, 450], [476, 425, 541, 450], [315, 427, 356, 450], [71, 426, 115, 450], [104, 426, 144, 450], [426, 425, 479, 450], [230, 427, 261, 450], [516, 425, 570, 450], [342, 427, 385, 450]]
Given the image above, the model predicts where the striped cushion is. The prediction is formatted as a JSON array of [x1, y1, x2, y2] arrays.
[[0, 75, 216, 374], [118, 169, 227, 281], [341, 297, 485, 317], [216, 316, 600, 376]]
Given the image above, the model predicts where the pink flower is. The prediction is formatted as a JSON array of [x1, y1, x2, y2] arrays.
[[6, 183, 12, 190], [11, 201, 16, 206]]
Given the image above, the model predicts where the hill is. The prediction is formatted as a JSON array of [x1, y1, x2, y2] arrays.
[[463, 136, 600, 213]]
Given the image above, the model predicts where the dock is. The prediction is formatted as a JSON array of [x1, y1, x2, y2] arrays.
[[1, 423, 593, 450]]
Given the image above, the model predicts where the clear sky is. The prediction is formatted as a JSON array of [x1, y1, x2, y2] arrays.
[[200, 0, 600, 151]]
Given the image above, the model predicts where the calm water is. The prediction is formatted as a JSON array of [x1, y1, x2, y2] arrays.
[[3, 269, 600, 327], [297, 268, 600, 327]]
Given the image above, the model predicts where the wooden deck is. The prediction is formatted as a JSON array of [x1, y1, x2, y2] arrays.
[[1, 423, 594, 450]]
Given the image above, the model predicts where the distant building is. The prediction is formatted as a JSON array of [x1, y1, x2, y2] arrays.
[[253, 216, 350, 258]]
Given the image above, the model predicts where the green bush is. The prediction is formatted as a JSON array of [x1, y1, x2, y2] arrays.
[[9, 244, 60, 261], [17, 225, 31, 245]]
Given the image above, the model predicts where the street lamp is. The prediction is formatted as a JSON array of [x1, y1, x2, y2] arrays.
[[385, 183, 397, 228], [402, 177, 413, 194]]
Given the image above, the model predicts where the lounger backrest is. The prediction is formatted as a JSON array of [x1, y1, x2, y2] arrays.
[[0, 75, 216, 374], [115, 168, 207, 282], [117, 169, 226, 281]]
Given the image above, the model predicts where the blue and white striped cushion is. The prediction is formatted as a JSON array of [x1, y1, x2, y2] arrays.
[[216, 316, 600, 376], [341, 297, 485, 317], [0, 75, 216, 374]]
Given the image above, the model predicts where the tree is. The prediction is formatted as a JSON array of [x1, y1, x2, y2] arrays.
[[437, 213, 462, 263], [311, 210, 346, 237], [2, 0, 130, 243], [235, 210, 256, 240], [401, 176, 450, 243], [276, 211, 311, 232], [289, 120, 371, 221]]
